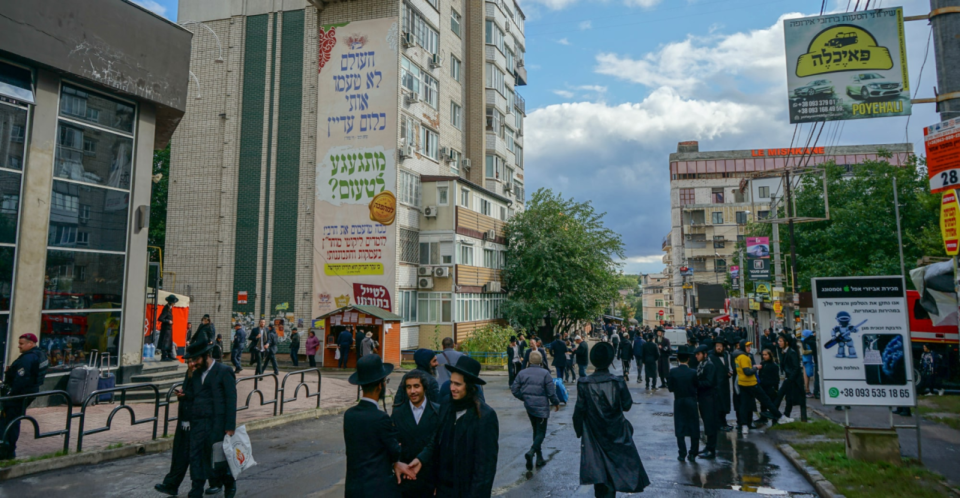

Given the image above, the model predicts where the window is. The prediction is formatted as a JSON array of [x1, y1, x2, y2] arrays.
[[515, 146, 523, 169], [0, 194, 18, 214], [485, 155, 504, 180], [420, 126, 438, 160], [455, 293, 506, 322], [437, 185, 449, 205], [402, 3, 439, 54], [485, 20, 505, 53], [451, 102, 462, 130], [758, 210, 770, 220], [713, 236, 725, 249], [423, 73, 438, 108], [711, 212, 723, 224], [505, 47, 515, 72], [449, 149, 461, 175], [450, 9, 461, 37], [400, 114, 417, 148], [515, 109, 523, 131], [758, 186, 770, 198], [484, 248, 497, 269], [400, 228, 419, 264], [425, 0, 438, 10], [485, 106, 504, 137], [419, 241, 452, 265], [398, 290, 418, 323], [711, 188, 724, 204], [736, 211, 748, 225], [679, 188, 695, 206], [83, 137, 97, 155], [0, 63, 28, 339], [417, 292, 452, 323], [398, 169, 421, 206], [76, 231, 89, 246], [485, 63, 505, 95], [401, 57, 420, 96], [459, 243, 474, 265], [480, 199, 491, 216], [500, 206, 507, 221], [461, 188, 469, 207], [715, 259, 727, 272], [506, 128, 515, 153], [514, 180, 524, 200], [655, 299, 664, 307], [450, 56, 461, 82]]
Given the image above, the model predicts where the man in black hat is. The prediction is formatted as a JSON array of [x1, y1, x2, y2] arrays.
[[668, 346, 699, 462], [408, 356, 500, 497], [158, 295, 178, 361], [694, 345, 719, 459], [247, 319, 266, 374], [641, 333, 660, 390], [573, 342, 649, 498], [180, 339, 238, 498], [655, 329, 671, 388], [390, 369, 440, 498], [231, 323, 245, 374], [154, 360, 195, 495], [343, 354, 412, 497]]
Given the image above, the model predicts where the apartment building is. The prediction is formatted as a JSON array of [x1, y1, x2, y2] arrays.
[[640, 273, 672, 328], [165, 0, 527, 352], [663, 140, 913, 325]]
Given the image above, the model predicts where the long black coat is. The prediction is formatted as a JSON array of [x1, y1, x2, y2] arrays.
[[667, 365, 699, 437], [391, 399, 440, 497], [185, 361, 237, 481], [641, 341, 659, 378], [158, 305, 174, 350], [656, 337, 671, 378], [417, 401, 500, 498], [778, 347, 805, 405], [696, 360, 719, 436], [573, 371, 650, 493], [344, 400, 402, 498], [708, 352, 732, 414], [550, 340, 568, 368], [393, 367, 441, 407]]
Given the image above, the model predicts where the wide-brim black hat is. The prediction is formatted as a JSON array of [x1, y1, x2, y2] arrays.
[[165, 294, 179, 304], [676, 345, 693, 357], [444, 355, 486, 385], [349, 354, 394, 386], [590, 342, 615, 369], [693, 345, 711, 355], [182, 340, 214, 359]]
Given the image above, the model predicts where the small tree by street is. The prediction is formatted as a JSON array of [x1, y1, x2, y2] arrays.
[[502, 188, 625, 340]]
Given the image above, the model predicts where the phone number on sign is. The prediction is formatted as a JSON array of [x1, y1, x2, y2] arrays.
[[838, 388, 912, 398]]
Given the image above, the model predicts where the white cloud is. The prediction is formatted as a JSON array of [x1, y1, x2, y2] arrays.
[[553, 90, 575, 98], [577, 85, 607, 93], [131, 0, 167, 16], [557, 38, 571, 46], [579, 20, 593, 30], [624, 0, 663, 7], [622, 255, 664, 264]]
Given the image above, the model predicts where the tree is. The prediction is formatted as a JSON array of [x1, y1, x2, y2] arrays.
[[747, 155, 943, 291], [502, 189, 625, 340], [149, 144, 170, 251]]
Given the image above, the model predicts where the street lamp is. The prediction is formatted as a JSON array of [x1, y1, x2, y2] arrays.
[[714, 252, 722, 284]]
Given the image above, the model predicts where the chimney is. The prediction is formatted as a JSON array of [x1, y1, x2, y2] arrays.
[[677, 141, 699, 153]]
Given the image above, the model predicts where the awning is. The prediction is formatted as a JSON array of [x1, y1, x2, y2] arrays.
[[714, 314, 731, 322]]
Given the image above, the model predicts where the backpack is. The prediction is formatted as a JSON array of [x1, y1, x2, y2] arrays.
[[553, 378, 569, 404]]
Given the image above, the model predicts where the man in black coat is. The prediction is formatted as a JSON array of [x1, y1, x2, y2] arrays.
[[574, 335, 589, 378], [181, 340, 238, 498], [393, 349, 440, 407], [775, 335, 803, 420], [709, 341, 734, 431], [247, 319, 266, 374], [154, 363, 194, 495], [667, 347, 699, 462], [694, 345, 719, 459], [354, 326, 365, 361], [344, 355, 412, 497], [337, 327, 354, 369], [390, 370, 440, 498], [157, 295, 177, 361], [507, 336, 523, 386], [618, 332, 633, 382], [655, 330, 671, 388], [549, 337, 568, 380], [1, 334, 45, 460], [641, 336, 660, 390], [524, 339, 547, 370], [230, 323, 246, 374], [261, 325, 279, 375]]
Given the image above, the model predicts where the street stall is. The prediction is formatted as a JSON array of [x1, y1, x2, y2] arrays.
[[145, 288, 191, 360], [317, 305, 401, 368]]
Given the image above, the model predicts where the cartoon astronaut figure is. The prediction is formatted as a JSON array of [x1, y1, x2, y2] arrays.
[[831, 311, 859, 358]]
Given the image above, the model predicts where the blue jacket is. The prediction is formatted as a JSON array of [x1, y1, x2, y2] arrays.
[[4, 347, 45, 395], [232, 328, 246, 352], [337, 330, 353, 348], [632, 336, 645, 356]]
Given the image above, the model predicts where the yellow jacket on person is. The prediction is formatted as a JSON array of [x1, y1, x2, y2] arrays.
[[735, 352, 757, 387]]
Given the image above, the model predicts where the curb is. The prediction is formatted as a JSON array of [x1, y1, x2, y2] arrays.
[[0, 399, 373, 482], [777, 443, 846, 498]]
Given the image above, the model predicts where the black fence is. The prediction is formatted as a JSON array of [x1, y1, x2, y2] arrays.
[[0, 368, 323, 455]]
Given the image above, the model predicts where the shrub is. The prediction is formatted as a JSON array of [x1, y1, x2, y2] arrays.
[[459, 323, 515, 354]]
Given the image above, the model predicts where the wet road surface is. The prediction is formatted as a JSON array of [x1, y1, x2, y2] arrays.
[[0, 366, 817, 497]]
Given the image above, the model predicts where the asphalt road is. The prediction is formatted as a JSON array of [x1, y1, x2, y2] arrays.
[[0, 364, 817, 497]]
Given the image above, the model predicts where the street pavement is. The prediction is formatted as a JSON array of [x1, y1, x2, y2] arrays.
[[0, 362, 817, 497]]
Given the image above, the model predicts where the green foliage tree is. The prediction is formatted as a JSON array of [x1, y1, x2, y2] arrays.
[[502, 189, 625, 340], [747, 155, 943, 291], [458, 323, 516, 359], [149, 145, 170, 251]]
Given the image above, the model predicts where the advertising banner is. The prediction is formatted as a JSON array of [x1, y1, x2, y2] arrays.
[[926, 119, 960, 194], [747, 257, 770, 280], [812, 276, 916, 406], [314, 18, 400, 318], [746, 237, 770, 258], [941, 190, 960, 255], [784, 8, 910, 123]]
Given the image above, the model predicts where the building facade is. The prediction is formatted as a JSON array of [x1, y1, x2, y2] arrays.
[[640, 273, 671, 328], [663, 140, 913, 326], [0, 0, 191, 382], [166, 0, 527, 352]]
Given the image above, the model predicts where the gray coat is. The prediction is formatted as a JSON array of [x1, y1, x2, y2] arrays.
[[435, 348, 465, 385], [360, 336, 377, 357], [511, 364, 560, 418]]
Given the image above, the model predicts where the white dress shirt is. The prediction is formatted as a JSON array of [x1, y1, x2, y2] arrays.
[[410, 401, 425, 424], [360, 397, 380, 407], [201, 359, 216, 384]]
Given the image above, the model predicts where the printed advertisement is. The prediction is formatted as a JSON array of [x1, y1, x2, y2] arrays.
[[784, 8, 910, 123], [925, 119, 960, 194], [314, 17, 400, 319], [813, 276, 916, 407]]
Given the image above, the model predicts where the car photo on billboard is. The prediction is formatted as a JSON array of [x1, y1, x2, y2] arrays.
[[792, 79, 835, 98], [846, 72, 903, 100]]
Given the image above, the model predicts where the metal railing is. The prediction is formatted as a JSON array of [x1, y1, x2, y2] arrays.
[[161, 382, 184, 438], [75, 383, 160, 452], [235, 373, 280, 416], [279, 369, 322, 415], [0, 391, 73, 454]]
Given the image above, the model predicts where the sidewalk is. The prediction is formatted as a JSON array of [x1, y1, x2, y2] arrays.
[[9, 369, 357, 460], [807, 395, 960, 487]]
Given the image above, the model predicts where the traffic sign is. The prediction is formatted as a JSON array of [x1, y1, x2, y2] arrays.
[[658, 310, 664, 316], [756, 283, 771, 294], [941, 190, 960, 255], [926, 119, 960, 194]]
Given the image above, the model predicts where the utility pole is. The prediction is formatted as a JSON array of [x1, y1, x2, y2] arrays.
[[784, 168, 807, 422], [772, 194, 784, 290], [930, 0, 960, 121]]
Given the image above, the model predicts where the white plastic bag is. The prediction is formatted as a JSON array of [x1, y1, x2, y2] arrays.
[[335, 348, 341, 360], [222, 425, 257, 479]]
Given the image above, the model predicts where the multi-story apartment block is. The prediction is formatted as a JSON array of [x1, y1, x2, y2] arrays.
[[166, 0, 527, 354], [640, 273, 672, 328], [663, 140, 913, 325]]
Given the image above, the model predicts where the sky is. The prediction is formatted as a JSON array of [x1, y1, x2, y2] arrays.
[[136, 0, 941, 276]]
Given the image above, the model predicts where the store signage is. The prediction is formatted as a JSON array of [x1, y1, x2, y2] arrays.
[[812, 276, 916, 407], [238, 291, 248, 305], [751, 147, 825, 157], [927, 119, 960, 194], [940, 190, 960, 255], [749, 298, 760, 311], [680, 266, 694, 277], [682, 283, 693, 290], [756, 283, 771, 294], [773, 301, 783, 314], [748, 258, 771, 280]]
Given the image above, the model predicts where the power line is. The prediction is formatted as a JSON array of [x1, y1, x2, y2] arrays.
[[905, 27, 934, 145]]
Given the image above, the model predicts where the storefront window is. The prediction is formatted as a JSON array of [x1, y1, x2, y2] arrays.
[[40, 310, 121, 371]]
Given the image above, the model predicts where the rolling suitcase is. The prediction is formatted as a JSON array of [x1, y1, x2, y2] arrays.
[[97, 353, 116, 403], [67, 351, 100, 406]]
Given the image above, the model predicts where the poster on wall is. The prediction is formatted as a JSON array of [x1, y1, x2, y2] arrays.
[[812, 276, 916, 407], [314, 17, 400, 319], [784, 7, 910, 123]]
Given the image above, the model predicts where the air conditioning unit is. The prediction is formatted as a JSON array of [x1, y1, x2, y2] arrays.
[[402, 32, 415, 48], [461, 158, 471, 170], [404, 92, 419, 105], [518, 129, 523, 137], [505, 182, 513, 192], [430, 53, 442, 68], [418, 266, 433, 276], [439, 147, 449, 160], [400, 145, 414, 160], [434, 266, 450, 278], [418, 277, 434, 289], [483, 281, 502, 293], [484, 229, 497, 240], [424, 205, 438, 218]]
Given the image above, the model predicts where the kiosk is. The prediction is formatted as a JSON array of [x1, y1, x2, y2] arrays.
[[317, 305, 401, 368]]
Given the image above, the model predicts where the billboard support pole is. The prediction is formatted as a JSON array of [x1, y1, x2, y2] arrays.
[[785, 168, 807, 422], [894, 177, 907, 278], [931, 0, 960, 121]]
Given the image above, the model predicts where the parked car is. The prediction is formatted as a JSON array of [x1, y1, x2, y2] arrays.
[[792, 79, 834, 97], [846, 73, 903, 100]]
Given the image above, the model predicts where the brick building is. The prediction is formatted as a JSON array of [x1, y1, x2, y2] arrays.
[[166, 0, 527, 353]]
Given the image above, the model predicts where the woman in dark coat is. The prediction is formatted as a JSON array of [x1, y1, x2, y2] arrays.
[[776, 335, 804, 418], [573, 342, 649, 498]]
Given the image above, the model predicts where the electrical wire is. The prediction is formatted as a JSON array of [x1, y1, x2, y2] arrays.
[[905, 27, 934, 145]]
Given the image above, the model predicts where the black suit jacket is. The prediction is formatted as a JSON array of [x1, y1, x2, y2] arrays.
[[343, 400, 402, 498], [391, 400, 440, 495], [266, 331, 279, 354], [549, 340, 568, 367], [248, 327, 264, 353]]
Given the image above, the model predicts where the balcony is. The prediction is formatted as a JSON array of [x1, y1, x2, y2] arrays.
[[662, 235, 671, 250], [514, 60, 527, 86], [515, 91, 526, 115]]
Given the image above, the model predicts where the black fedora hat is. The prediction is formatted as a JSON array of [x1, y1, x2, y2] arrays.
[[693, 345, 711, 355], [590, 342, 615, 370], [182, 340, 214, 359], [444, 355, 486, 385], [349, 354, 394, 386], [165, 294, 179, 304], [676, 345, 693, 357]]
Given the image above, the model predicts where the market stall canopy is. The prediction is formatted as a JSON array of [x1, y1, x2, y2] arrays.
[[149, 288, 191, 308], [315, 304, 401, 322], [602, 315, 624, 322], [714, 314, 731, 323]]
